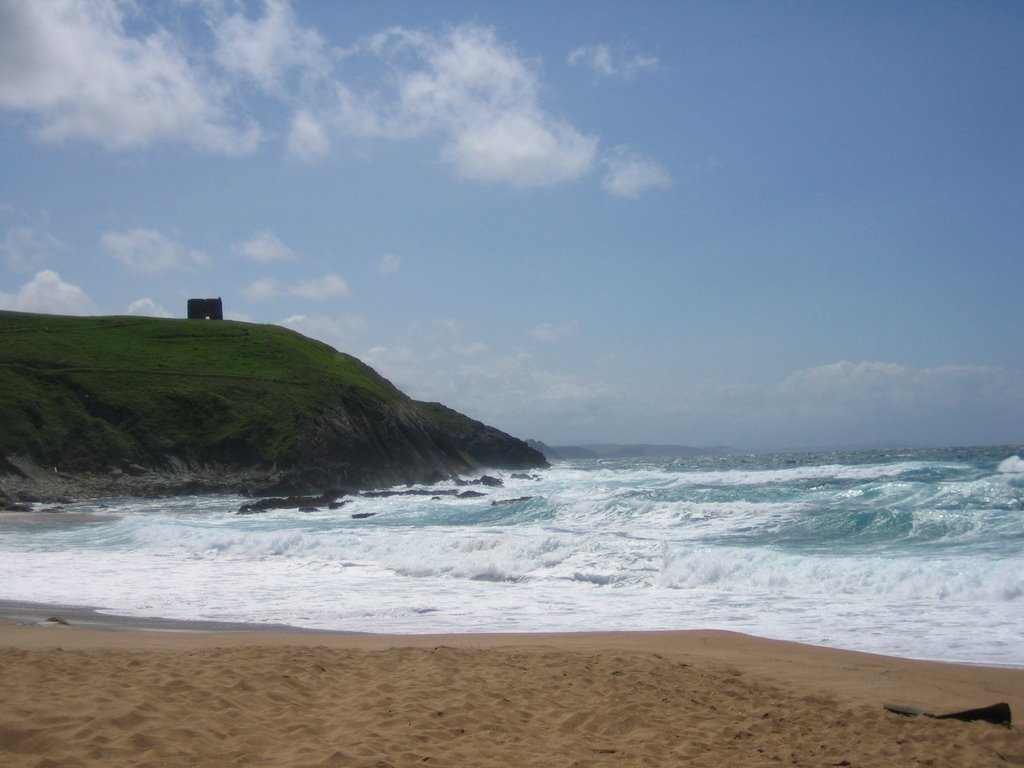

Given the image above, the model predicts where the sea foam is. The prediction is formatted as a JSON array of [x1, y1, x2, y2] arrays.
[[997, 454, 1024, 473], [1, 446, 1022, 665]]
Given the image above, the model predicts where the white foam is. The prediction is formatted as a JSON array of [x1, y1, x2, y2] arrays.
[[663, 461, 935, 487], [997, 455, 1024, 473], [658, 545, 1023, 603], [2, 456, 1022, 665]]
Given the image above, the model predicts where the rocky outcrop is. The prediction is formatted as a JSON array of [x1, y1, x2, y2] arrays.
[[1, 401, 547, 503], [278, 399, 545, 493]]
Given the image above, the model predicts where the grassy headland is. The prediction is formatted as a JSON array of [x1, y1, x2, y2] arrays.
[[0, 311, 544, 498]]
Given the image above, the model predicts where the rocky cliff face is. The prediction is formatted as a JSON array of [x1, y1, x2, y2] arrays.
[[1, 398, 548, 504], [284, 399, 547, 492], [2, 402, 547, 503]]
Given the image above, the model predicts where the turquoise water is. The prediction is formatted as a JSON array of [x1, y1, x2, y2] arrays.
[[2, 446, 1022, 664]]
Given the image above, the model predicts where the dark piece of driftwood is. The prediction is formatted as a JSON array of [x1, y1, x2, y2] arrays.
[[883, 702, 1011, 726]]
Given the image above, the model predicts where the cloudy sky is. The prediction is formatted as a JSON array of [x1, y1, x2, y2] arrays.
[[1, 0, 1022, 450]]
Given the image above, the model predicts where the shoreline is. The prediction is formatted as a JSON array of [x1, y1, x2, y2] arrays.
[[2, 596, 1021, 669], [2, 597, 1022, 706], [0, 598, 353, 635], [3, 606, 1021, 767]]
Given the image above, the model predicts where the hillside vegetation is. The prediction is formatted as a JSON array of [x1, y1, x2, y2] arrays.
[[0, 311, 544, 494]]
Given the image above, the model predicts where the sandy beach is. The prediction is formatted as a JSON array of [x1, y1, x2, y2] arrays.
[[1, 605, 1021, 767]]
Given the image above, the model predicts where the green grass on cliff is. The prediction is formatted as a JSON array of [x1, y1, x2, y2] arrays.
[[0, 311, 405, 471]]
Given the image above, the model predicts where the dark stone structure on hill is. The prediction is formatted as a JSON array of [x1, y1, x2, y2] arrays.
[[187, 297, 223, 320]]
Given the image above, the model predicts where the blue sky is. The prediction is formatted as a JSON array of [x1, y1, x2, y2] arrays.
[[1, 0, 1022, 450]]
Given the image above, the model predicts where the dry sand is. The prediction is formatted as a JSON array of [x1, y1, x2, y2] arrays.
[[1, 613, 1022, 767]]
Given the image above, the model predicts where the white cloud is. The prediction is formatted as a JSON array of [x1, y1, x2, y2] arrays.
[[126, 297, 171, 317], [454, 341, 489, 356], [0, 269, 97, 315], [769, 361, 1008, 423], [102, 228, 208, 274], [212, 0, 330, 93], [1, 225, 63, 271], [403, 24, 598, 185], [532, 320, 578, 343], [379, 253, 401, 275], [329, 24, 597, 187], [358, 321, 619, 435], [761, 359, 1024, 446], [569, 44, 614, 77], [287, 108, 330, 160], [280, 313, 368, 349], [0, 5, 652, 193], [449, 353, 620, 424], [0, 0, 261, 153], [290, 273, 351, 300], [431, 317, 459, 335], [443, 111, 596, 186], [568, 43, 659, 80], [324, 326, 1024, 446], [232, 231, 296, 263], [528, 368, 620, 408], [244, 277, 281, 301], [661, 360, 1024, 448], [601, 144, 672, 198], [245, 273, 351, 302], [320, 78, 386, 139]]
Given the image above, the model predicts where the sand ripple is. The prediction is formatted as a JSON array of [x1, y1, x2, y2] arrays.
[[2, 639, 1022, 767]]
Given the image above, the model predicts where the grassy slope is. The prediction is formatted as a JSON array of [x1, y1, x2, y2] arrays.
[[0, 311, 407, 472]]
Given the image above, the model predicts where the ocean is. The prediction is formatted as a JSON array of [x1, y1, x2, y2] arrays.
[[2, 446, 1022, 666]]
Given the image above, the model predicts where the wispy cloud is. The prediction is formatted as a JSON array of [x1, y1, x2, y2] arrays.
[[532, 320, 578, 343], [244, 277, 281, 302], [280, 313, 369, 348], [601, 145, 672, 198], [232, 231, 297, 264], [0, 225, 63, 271], [359, 319, 618, 432], [455, 341, 489, 356], [349, 24, 598, 186], [211, 0, 330, 94], [379, 253, 401, 275], [568, 43, 659, 80], [767, 361, 1013, 426], [291, 274, 351, 300], [287, 109, 331, 160], [102, 229, 208, 274], [664, 361, 1024, 448], [244, 274, 351, 302]]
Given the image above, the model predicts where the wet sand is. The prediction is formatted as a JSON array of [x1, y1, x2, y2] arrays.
[[1, 602, 1022, 767]]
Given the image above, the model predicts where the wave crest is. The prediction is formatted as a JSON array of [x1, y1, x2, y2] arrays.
[[997, 455, 1024, 473]]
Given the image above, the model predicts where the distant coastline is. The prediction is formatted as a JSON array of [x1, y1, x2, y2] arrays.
[[527, 440, 738, 461]]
